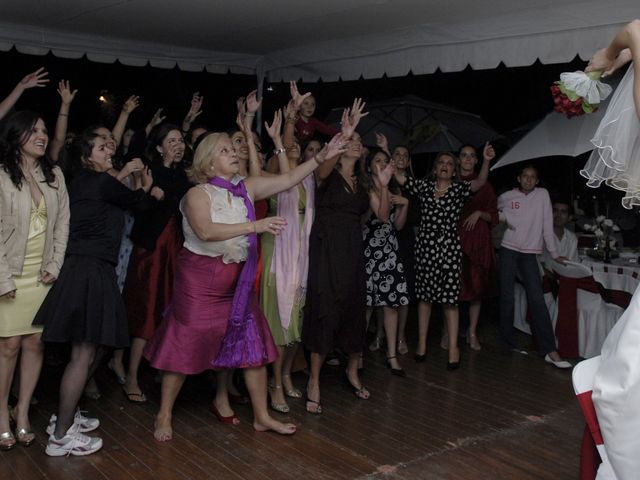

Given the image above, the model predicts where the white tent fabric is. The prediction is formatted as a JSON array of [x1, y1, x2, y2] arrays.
[[0, 0, 638, 81]]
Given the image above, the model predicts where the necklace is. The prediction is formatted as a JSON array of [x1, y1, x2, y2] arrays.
[[434, 183, 451, 193]]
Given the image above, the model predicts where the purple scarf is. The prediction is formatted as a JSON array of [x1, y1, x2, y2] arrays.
[[209, 176, 267, 368]]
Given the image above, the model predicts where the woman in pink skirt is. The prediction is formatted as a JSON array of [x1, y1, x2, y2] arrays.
[[144, 129, 345, 441]]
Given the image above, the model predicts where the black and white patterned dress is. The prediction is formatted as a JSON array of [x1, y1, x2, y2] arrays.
[[363, 207, 410, 307], [403, 177, 471, 305]]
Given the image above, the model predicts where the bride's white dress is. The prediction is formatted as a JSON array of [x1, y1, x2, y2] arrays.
[[580, 64, 640, 209]]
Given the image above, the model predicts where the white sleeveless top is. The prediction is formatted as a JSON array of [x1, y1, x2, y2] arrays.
[[181, 181, 250, 263]]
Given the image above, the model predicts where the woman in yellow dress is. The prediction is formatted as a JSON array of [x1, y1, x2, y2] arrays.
[[0, 111, 70, 450]]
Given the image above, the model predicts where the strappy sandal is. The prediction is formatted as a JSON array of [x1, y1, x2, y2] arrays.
[[305, 396, 322, 415], [0, 431, 16, 451], [282, 375, 302, 399], [10, 408, 34, 447], [269, 385, 290, 414], [344, 371, 370, 400]]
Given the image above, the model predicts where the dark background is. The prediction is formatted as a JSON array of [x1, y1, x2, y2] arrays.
[[0, 47, 631, 226]]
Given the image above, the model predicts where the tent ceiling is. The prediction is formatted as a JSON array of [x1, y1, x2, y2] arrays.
[[0, 0, 637, 81]]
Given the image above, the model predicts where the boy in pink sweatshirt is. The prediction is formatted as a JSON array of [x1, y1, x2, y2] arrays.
[[497, 165, 571, 368]]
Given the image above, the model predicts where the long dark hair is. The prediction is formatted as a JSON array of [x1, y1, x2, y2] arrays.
[[145, 123, 187, 167], [0, 111, 56, 189], [362, 148, 400, 194]]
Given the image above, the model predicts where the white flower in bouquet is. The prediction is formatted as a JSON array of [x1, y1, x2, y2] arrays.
[[603, 219, 614, 227], [596, 215, 606, 223], [594, 228, 604, 237], [613, 225, 621, 232], [583, 223, 593, 231]]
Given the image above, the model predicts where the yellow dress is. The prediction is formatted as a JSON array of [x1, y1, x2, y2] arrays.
[[0, 197, 49, 337]]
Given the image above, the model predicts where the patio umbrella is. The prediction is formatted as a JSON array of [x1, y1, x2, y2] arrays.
[[325, 94, 501, 154], [491, 77, 617, 170]]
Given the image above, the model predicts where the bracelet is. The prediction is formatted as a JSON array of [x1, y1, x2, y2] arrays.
[[273, 147, 286, 155], [245, 113, 255, 117], [251, 222, 257, 233], [58, 113, 68, 117]]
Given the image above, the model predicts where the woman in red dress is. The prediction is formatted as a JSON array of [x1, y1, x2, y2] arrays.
[[457, 144, 497, 350]]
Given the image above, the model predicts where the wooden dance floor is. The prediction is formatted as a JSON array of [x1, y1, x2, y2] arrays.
[[1, 330, 583, 479]]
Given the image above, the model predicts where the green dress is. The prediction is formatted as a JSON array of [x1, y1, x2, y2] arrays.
[[259, 187, 307, 346]]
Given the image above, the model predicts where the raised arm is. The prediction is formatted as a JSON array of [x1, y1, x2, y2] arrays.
[[247, 133, 346, 200], [370, 161, 395, 223], [586, 19, 640, 119], [375, 132, 392, 157], [264, 109, 289, 173], [113, 95, 140, 146], [182, 92, 203, 135], [145, 108, 166, 137], [0, 68, 49, 121], [469, 142, 495, 192], [315, 98, 368, 181], [240, 90, 264, 177], [50, 80, 77, 162]]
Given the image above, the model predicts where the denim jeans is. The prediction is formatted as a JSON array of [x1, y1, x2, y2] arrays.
[[499, 246, 557, 355]]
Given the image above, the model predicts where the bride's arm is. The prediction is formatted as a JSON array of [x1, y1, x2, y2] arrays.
[[587, 19, 640, 119]]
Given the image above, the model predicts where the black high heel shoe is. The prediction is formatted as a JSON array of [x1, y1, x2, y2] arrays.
[[414, 352, 426, 363], [446, 350, 462, 371], [386, 356, 406, 377]]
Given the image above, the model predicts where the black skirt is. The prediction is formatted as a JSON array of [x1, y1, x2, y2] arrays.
[[33, 254, 130, 348]]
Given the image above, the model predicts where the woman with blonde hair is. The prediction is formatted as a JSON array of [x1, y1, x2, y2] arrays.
[[144, 126, 346, 441]]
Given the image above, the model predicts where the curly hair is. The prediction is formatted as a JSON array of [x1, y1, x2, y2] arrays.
[[0, 111, 56, 189]]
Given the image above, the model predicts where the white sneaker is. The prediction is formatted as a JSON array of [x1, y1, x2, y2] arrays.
[[46, 410, 100, 436], [45, 424, 102, 457], [544, 354, 573, 369]]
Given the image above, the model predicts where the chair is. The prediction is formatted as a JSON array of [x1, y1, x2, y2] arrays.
[[572, 357, 617, 480]]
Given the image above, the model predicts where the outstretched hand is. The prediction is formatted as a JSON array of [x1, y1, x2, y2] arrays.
[[20, 67, 49, 89], [264, 109, 283, 140], [149, 108, 166, 129], [245, 90, 262, 115], [375, 132, 389, 151], [185, 92, 203, 121], [377, 160, 396, 187], [341, 98, 367, 139], [123, 95, 140, 114], [317, 133, 348, 163], [289, 81, 312, 110], [57, 80, 77, 105], [483, 142, 495, 162]]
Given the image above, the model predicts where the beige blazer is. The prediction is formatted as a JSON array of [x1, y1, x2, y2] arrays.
[[0, 165, 70, 296]]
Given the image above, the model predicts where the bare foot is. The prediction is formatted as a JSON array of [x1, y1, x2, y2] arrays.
[[469, 334, 481, 351], [154, 415, 173, 442], [253, 415, 296, 435]]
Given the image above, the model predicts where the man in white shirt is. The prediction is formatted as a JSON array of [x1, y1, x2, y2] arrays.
[[540, 198, 579, 276]]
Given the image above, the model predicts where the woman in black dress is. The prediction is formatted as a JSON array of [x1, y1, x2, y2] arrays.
[[302, 99, 369, 413], [122, 124, 191, 404], [33, 128, 162, 456]]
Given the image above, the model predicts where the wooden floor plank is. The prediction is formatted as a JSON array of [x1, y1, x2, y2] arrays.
[[1, 318, 585, 479]]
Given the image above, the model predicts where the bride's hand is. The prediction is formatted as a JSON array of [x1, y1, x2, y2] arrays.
[[586, 48, 615, 75]]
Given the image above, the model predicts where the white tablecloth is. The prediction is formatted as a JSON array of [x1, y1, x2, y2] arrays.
[[514, 257, 639, 358]]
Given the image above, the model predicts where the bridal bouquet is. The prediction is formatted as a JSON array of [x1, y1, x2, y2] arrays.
[[550, 71, 612, 118]]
